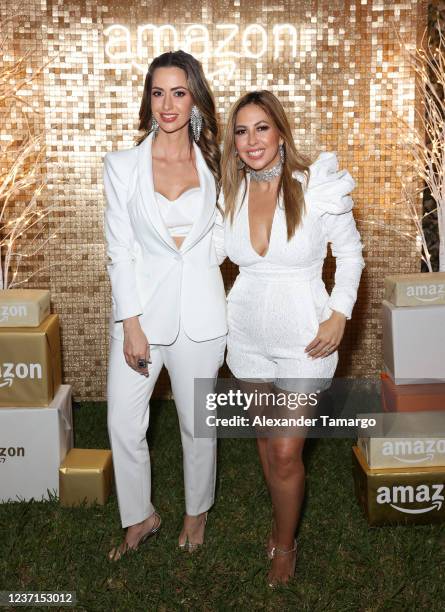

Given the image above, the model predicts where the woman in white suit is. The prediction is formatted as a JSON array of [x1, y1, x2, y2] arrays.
[[103, 51, 227, 560]]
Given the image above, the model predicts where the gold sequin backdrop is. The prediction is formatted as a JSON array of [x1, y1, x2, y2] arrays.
[[1, 0, 426, 400]]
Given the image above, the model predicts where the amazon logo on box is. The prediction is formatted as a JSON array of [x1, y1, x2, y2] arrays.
[[384, 272, 445, 307], [0, 362, 43, 387], [0, 303, 28, 323], [352, 445, 445, 526], [376, 483, 444, 515]]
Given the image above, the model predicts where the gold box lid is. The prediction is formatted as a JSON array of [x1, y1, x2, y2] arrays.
[[60, 448, 112, 473], [353, 445, 444, 476], [0, 289, 50, 301]]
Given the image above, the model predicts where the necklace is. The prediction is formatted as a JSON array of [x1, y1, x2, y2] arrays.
[[248, 158, 283, 182]]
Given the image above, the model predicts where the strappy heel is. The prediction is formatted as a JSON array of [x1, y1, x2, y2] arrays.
[[108, 511, 162, 562], [178, 511, 208, 553], [267, 539, 297, 588]]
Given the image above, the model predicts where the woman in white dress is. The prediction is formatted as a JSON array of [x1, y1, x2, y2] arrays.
[[104, 51, 227, 560], [221, 91, 365, 586]]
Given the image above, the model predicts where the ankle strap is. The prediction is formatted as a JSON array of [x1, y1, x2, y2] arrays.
[[271, 540, 297, 557]]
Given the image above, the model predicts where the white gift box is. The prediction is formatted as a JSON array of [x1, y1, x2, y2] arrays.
[[384, 272, 445, 307], [358, 436, 445, 469], [0, 384, 73, 503], [382, 300, 445, 384]]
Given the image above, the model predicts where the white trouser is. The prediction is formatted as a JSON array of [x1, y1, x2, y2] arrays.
[[107, 325, 226, 528]]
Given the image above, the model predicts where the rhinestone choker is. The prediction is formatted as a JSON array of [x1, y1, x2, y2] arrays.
[[248, 158, 283, 182]]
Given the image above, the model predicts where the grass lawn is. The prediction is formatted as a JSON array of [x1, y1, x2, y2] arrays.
[[0, 400, 444, 611]]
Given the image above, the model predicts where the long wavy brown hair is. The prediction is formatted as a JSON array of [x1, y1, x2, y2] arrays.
[[136, 50, 220, 196], [221, 90, 312, 239]]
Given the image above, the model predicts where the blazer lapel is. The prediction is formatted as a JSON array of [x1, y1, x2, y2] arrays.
[[137, 132, 178, 251], [137, 132, 217, 254], [180, 141, 217, 253]]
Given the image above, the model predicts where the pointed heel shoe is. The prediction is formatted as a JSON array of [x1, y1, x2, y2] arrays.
[[108, 511, 162, 562], [178, 512, 208, 553]]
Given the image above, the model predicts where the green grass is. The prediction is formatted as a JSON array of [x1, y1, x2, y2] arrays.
[[0, 401, 444, 611]]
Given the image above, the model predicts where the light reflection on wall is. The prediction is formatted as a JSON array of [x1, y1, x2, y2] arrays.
[[104, 23, 300, 69], [0, 0, 425, 399]]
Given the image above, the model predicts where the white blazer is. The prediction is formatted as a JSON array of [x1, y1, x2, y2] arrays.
[[103, 132, 227, 343]]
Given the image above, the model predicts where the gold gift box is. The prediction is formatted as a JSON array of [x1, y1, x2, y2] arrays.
[[384, 272, 445, 307], [0, 314, 62, 407], [59, 448, 113, 507], [0, 289, 51, 327], [352, 445, 445, 526]]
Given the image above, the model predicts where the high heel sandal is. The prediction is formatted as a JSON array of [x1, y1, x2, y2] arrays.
[[108, 511, 162, 562], [178, 511, 208, 553], [267, 539, 297, 588]]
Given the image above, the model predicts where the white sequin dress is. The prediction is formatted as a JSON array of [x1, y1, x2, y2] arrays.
[[222, 152, 365, 391]]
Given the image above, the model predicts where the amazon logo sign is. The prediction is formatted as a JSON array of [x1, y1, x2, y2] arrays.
[[104, 23, 301, 79]]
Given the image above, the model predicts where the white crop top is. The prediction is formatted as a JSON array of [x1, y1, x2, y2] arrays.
[[155, 187, 202, 238]]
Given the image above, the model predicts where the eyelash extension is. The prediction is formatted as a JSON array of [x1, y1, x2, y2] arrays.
[[235, 125, 269, 135], [151, 90, 186, 96]]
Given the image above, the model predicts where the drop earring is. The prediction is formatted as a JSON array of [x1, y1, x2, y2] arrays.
[[151, 116, 159, 135], [190, 105, 202, 142], [279, 143, 285, 163]]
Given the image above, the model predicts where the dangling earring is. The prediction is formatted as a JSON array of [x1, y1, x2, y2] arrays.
[[190, 105, 203, 142], [279, 143, 285, 164], [151, 116, 159, 136]]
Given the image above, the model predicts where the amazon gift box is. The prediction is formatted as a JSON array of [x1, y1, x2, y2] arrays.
[[352, 445, 445, 526], [357, 436, 445, 469], [0, 289, 51, 327], [0, 314, 62, 407], [382, 300, 445, 384], [380, 372, 445, 412], [0, 384, 73, 503], [59, 449, 113, 507], [384, 272, 445, 307]]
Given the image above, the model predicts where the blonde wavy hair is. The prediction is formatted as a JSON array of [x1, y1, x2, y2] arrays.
[[221, 90, 312, 239], [136, 50, 220, 197]]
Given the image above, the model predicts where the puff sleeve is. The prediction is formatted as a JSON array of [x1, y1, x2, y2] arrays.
[[305, 152, 365, 320], [212, 190, 227, 265], [103, 153, 143, 322]]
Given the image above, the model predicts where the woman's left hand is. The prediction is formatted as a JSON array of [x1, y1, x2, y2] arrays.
[[304, 310, 347, 359]]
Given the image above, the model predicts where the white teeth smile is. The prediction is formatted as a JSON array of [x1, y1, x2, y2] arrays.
[[247, 149, 265, 158]]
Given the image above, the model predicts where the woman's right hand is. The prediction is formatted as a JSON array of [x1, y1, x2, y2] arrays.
[[122, 316, 151, 376]]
